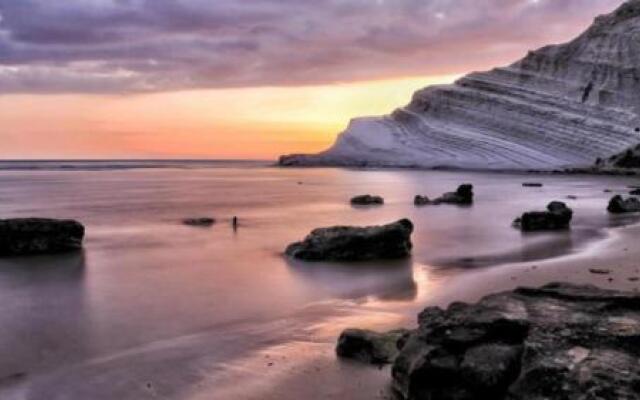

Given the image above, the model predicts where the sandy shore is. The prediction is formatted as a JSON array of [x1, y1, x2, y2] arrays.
[[2, 220, 639, 400], [208, 220, 640, 400]]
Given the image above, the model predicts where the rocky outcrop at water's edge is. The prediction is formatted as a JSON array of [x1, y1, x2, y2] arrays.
[[338, 282, 640, 400]]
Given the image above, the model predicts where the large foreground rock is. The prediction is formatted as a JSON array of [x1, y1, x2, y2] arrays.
[[280, 1, 640, 170], [513, 201, 573, 231], [387, 283, 640, 400], [0, 218, 85, 256], [285, 219, 413, 261]]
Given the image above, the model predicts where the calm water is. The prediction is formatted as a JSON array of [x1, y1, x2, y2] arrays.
[[0, 161, 637, 399]]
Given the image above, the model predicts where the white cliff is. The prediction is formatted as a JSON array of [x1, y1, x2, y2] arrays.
[[280, 0, 640, 171]]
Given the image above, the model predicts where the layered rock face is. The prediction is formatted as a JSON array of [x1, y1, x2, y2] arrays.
[[281, 1, 640, 170]]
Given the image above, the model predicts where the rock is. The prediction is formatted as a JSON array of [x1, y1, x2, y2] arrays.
[[336, 328, 411, 365], [350, 195, 384, 206], [414, 185, 473, 206], [279, 2, 640, 171], [589, 268, 611, 275], [522, 183, 543, 188], [384, 282, 640, 400], [182, 217, 216, 227], [566, 195, 578, 200], [285, 219, 413, 261], [414, 195, 431, 206], [630, 188, 640, 195], [607, 195, 640, 213], [513, 201, 573, 231], [0, 218, 85, 256], [435, 184, 474, 205]]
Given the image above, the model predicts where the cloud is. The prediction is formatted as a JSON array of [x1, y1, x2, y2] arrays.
[[0, 0, 623, 93]]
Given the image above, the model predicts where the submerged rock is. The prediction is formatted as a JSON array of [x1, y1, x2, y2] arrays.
[[350, 195, 384, 206], [513, 201, 573, 231], [385, 282, 640, 400], [0, 218, 85, 256], [182, 217, 216, 227], [522, 182, 543, 188], [336, 328, 410, 365], [607, 195, 640, 213], [285, 219, 413, 261]]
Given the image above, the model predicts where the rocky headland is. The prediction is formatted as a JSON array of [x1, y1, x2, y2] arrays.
[[280, 1, 640, 172]]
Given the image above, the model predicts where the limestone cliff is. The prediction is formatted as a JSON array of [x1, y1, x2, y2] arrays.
[[280, 1, 640, 170]]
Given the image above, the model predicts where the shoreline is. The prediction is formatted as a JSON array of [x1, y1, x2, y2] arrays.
[[207, 216, 640, 400]]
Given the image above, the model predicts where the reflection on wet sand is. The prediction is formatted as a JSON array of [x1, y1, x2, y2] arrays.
[[286, 258, 417, 302], [0, 252, 87, 380]]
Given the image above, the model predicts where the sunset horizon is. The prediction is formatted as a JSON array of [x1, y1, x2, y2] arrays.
[[0, 0, 624, 159]]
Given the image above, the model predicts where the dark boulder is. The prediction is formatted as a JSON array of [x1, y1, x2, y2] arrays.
[[607, 195, 640, 213], [350, 195, 384, 206], [336, 328, 411, 365], [285, 219, 413, 261], [414, 195, 431, 206], [522, 182, 543, 187], [418, 184, 474, 206], [513, 201, 573, 231], [182, 217, 216, 227], [630, 188, 640, 196], [434, 184, 473, 205], [0, 218, 85, 256], [379, 283, 640, 400]]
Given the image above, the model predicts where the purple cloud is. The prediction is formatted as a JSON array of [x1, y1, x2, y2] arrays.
[[0, 0, 624, 93]]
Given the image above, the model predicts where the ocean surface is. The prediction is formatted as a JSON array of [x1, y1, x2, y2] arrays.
[[0, 160, 638, 399]]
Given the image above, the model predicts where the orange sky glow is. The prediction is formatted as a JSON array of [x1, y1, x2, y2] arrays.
[[0, 75, 459, 159]]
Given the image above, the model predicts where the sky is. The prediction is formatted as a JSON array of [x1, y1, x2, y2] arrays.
[[0, 0, 624, 159]]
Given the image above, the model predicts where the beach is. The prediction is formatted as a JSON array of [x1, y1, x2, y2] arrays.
[[0, 161, 638, 399]]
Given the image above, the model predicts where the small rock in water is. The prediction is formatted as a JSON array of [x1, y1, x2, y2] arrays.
[[182, 217, 216, 227], [513, 201, 573, 231], [566, 195, 578, 200], [285, 219, 413, 261], [0, 218, 85, 256], [413, 195, 431, 206], [607, 195, 640, 213], [350, 195, 384, 206], [589, 268, 611, 275], [417, 184, 474, 206], [336, 328, 410, 365], [522, 182, 543, 187]]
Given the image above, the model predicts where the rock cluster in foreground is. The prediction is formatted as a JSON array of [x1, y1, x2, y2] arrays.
[[337, 282, 640, 400], [285, 219, 413, 261], [0, 218, 85, 256]]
